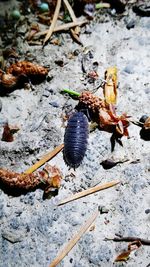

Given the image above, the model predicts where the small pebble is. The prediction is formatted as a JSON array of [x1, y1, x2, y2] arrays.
[[124, 63, 134, 74], [139, 115, 149, 123], [11, 10, 21, 20], [49, 101, 59, 108], [126, 19, 135, 30], [39, 3, 49, 13], [145, 209, 150, 214]]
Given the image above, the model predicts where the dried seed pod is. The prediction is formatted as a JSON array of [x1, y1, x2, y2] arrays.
[[0, 73, 18, 88], [78, 91, 105, 113], [7, 61, 49, 77], [0, 164, 62, 193]]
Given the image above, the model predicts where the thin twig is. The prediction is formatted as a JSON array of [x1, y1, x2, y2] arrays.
[[58, 180, 120, 206], [63, 0, 77, 23], [34, 20, 88, 39], [43, 0, 61, 46], [24, 144, 64, 174], [105, 235, 150, 246], [49, 209, 99, 267]]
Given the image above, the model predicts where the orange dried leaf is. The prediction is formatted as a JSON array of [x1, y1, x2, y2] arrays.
[[144, 117, 150, 130], [115, 250, 131, 262], [104, 66, 117, 105], [1, 73, 18, 88], [43, 165, 62, 189]]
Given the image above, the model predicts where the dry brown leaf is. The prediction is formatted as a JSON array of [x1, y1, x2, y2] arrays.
[[104, 66, 118, 105], [1, 123, 19, 142], [144, 117, 150, 130], [26, 23, 40, 41], [128, 240, 142, 251], [115, 250, 131, 262], [0, 73, 18, 88], [115, 240, 142, 262], [78, 91, 130, 137]]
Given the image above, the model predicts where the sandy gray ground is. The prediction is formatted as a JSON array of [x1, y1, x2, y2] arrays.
[[0, 1, 150, 267]]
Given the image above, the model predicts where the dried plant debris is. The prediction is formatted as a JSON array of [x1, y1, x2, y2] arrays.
[[139, 115, 150, 141], [114, 240, 142, 262], [77, 91, 130, 137], [1, 123, 20, 142], [104, 66, 117, 105], [100, 158, 128, 169], [106, 234, 150, 246], [0, 164, 62, 195], [0, 61, 48, 90]]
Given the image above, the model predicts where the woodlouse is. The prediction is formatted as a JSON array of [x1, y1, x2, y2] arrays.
[[63, 112, 89, 169]]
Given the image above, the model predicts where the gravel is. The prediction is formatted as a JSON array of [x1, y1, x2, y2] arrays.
[[0, 2, 150, 267]]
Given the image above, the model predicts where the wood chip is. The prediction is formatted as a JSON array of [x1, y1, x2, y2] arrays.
[[24, 144, 64, 174], [58, 180, 120, 206], [49, 209, 99, 267]]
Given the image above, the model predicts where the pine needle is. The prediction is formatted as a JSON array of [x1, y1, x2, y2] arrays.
[[63, 0, 77, 23], [43, 0, 61, 46], [35, 20, 87, 39], [49, 208, 99, 267], [58, 180, 120, 206], [24, 144, 64, 174]]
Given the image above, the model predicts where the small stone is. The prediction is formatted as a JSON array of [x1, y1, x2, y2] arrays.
[[39, 3, 49, 13], [99, 206, 109, 214], [11, 10, 21, 20], [49, 101, 59, 108], [126, 19, 135, 30], [145, 209, 150, 214], [42, 90, 49, 98], [0, 117, 8, 126], [124, 63, 134, 74], [2, 229, 26, 243]]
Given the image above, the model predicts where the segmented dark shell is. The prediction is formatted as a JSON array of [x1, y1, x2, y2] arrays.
[[64, 112, 89, 168]]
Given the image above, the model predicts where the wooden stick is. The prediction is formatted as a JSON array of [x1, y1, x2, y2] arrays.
[[63, 0, 77, 23], [34, 20, 88, 38], [43, 0, 61, 45], [24, 144, 64, 174], [58, 180, 120, 206], [49, 209, 99, 267]]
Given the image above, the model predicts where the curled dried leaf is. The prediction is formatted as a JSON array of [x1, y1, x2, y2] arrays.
[[104, 66, 117, 105], [0, 73, 18, 88], [26, 23, 40, 41], [115, 240, 142, 262], [144, 117, 150, 130], [115, 250, 131, 262], [2, 48, 18, 59], [1, 123, 19, 142], [78, 91, 130, 137], [128, 240, 142, 251]]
